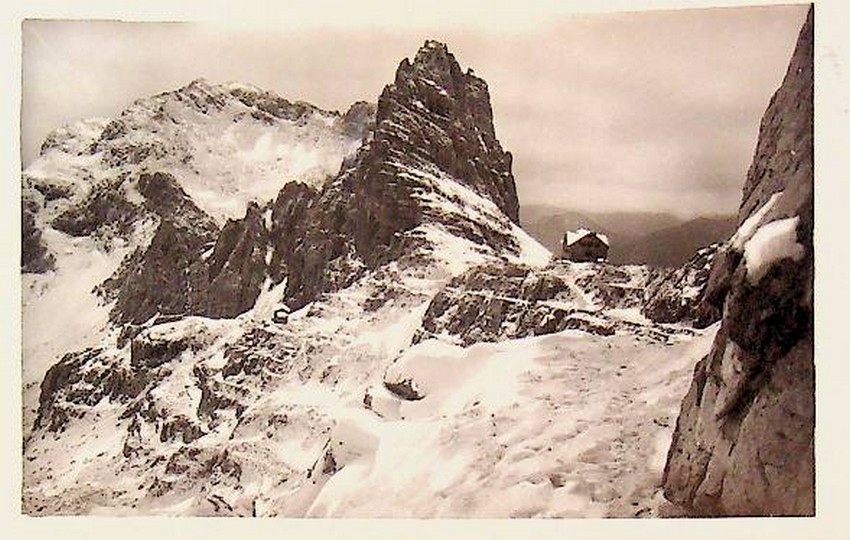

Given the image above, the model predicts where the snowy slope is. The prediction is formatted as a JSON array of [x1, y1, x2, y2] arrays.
[[24, 78, 368, 224], [23, 239, 714, 517], [21, 181, 714, 518]]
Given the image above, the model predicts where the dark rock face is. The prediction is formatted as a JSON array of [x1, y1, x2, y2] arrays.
[[100, 172, 278, 323], [159, 416, 205, 444], [379, 41, 519, 224], [642, 244, 720, 327], [137, 172, 217, 232], [34, 347, 148, 433], [22, 197, 55, 273], [274, 40, 523, 309], [663, 8, 814, 516], [415, 263, 621, 346], [271, 184, 362, 309], [737, 16, 814, 223], [204, 203, 269, 318], [102, 172, 219, 324], [266, 182, 317, 285], [110, 219, 214, 324]]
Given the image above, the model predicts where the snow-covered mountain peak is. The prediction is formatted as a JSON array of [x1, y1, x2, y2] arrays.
[[25, 78, 372, 225]]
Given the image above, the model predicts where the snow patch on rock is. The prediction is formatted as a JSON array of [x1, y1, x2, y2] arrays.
[[730, 191, 783, 250], [743, 216, 804, 284]]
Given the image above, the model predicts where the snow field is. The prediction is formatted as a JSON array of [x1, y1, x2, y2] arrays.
[[290, 324, 717, 517]]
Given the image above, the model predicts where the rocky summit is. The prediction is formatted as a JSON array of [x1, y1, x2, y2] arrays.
[[662, 7, 814, 516], [270, 40, 525, 309]]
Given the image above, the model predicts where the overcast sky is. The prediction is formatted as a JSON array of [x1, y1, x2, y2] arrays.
[[21, 3, 809, 219]]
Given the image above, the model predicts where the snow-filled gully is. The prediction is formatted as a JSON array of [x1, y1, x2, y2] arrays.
[[290, 324, 717, 517]]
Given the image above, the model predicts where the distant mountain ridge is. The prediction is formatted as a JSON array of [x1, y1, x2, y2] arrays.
[[520, 204, 735, 268], [613, 215, 736, 267]]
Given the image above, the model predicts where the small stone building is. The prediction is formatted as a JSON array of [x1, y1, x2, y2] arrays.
[[562, 228, 609, 262]]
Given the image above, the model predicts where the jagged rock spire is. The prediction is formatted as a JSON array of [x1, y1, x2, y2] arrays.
[[375, 40, 520, 224], [277, 40, 524, 308]]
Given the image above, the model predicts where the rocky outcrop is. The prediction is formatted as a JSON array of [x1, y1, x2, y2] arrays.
[[266, 182, 317, 285], [51, 176, 142, 239], [137, 172, 217, 232], [414, 261, 682, 346], [130, 330, 192, 370], [414, 250, 726, 349], [227, 82, 326, 123], [35, 41, 524, 322], [574, 263, 655, 311], [338, 101, 376, 140], [273, 40, 524, 309], [105, 175, 283, 323], [102, 172, 219, 324], [22, 197, 55, 273], [34, 347, 149, 433], [642, 244, 720, 327], [33, 315, 247, 438], [378, 41, 519, 224], [96, 41, 526, 318], [109, 219, 214, 324], [663, 8, 814, 516], [204, 202, 269, 318], [415, 263, 593, 345]]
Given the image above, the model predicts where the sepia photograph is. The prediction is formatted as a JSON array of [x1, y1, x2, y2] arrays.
[[14, 0, 826, 528]]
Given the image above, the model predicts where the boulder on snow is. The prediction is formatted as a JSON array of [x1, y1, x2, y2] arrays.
[[383, 378, 425, 401], [272, 308, 290, 324]]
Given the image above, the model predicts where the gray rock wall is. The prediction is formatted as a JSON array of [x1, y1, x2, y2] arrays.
[[662, 7, 814, 516]]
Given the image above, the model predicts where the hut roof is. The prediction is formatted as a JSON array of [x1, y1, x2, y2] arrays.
[[565, 228, 609, 247]]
